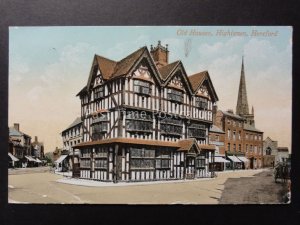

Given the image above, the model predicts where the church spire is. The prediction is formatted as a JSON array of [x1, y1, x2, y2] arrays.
[[236, 56, 249, 115]]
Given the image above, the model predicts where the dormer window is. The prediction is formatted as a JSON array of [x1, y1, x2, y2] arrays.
[[195, 97, 208, 110], [167, 88, 183, 103], [133, 80, 151, 95], [94, 86, 104, 99]]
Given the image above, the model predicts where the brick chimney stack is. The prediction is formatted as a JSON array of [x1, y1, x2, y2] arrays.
[[14, 123, 20, 131], [35, 136, 38, 142], [150, 40, 169, 68], [212, 104, 218, 125]]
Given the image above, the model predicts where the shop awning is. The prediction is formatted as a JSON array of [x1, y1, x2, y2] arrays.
[[214, 156, 230, 163], [55, 154, 68, 164], [35, 158, 43, 163], [237, 156, 249, 162], [25, 155, 37, 162], [227, 155, 241, 163], [8, 153, 19, 162]]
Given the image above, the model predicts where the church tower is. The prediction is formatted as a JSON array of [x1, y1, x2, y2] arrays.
[[236, 57, 255, 126], [236, 56, 249, 115]]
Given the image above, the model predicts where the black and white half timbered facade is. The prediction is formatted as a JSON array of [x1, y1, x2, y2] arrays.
[[75, 41, 219, 182]]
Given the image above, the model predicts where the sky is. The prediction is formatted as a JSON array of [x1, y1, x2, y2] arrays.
[[9, 26, 292, 153]]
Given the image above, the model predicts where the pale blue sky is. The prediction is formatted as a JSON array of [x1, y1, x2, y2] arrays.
[[9, 26, 292, 152]]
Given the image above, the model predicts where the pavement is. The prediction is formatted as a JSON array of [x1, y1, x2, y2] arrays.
[[8, 168, 275, 204]]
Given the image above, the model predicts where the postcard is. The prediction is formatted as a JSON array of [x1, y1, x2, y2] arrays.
[[8, 26, 292, 204]]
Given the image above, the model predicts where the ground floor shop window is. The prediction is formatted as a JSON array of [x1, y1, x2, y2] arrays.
[[130, 148, 155, 169], [196, 155, 205, 168], [95, 159, 107, 169], [81, 159, 91, 168]]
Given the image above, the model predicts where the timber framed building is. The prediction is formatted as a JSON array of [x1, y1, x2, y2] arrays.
[[74, 41, 219, 182]]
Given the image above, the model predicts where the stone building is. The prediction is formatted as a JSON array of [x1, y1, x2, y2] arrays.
[[31, 136, 45, 159], [60, 117, 83, 175], [276, 147, 289, 163], [8, 123, 37, 167], [213, 57, 264, 169], [208, 125, 229, 171], [74, 41, 219, 182], [262, 137, 290, 167]]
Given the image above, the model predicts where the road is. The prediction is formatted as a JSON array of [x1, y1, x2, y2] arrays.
[[8, 167, 285, 204], [219, 169, 288, 204]]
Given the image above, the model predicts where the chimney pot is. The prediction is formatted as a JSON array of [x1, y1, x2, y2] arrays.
[[13, 123, 20, 131]]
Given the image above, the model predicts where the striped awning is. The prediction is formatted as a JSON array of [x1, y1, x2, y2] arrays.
[[55, 154, 68, 164], [8, 153, 19, 162], [25, 155, 37, 162], [227, 155, 241, 163], [215, 157, 230, 163], [237, 156, 249, 162]]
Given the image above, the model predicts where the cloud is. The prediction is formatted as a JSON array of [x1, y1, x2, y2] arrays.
[[9, 56, 30, 83], [27, 86, 44, 102]]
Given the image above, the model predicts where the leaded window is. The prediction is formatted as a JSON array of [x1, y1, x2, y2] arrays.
[[167, 88, 183, 103], [130, 148, 155, 169], [160, 117, 183, 136], [92, 122, 108, 133], [80, 159, 91, 168], [155, 149, 171, 169], [94, 147, 108, 158], [94, 86, 104, 99], [81, 149, 91, 157], [196, 155, 205, 168], [188, 123, 206, 138], [126, 111, 153, 132], [195, 97, 208, 109], [133, 80, 151, 95], [95, 159, 107, 168]]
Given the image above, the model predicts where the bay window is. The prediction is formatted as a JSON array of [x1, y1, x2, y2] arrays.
[[133, 79, 151, 95], [195, 97, 208, 110], [167, 88, 183, 103]]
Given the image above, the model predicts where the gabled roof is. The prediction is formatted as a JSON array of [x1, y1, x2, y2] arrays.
[[76, 85, 87, 96], [110, 47, 147, 79], [62, 117, 82, 133], [158, 61, 180, 80], [85, 47, 148, 92], [95, 55, 117, 80], [188, 71, 207, 92], [178, 139, 199, 152], [80, 45, 218, 102], [243, 124, 263, 133], [9, 127, 31, 138], [188, 71, 219, 102], [264, 136, 276, 142], [9, 127, 23, 136], [162, 61, 194, 95], [210, 125, 225, 134], [221, 110, 245, 120]]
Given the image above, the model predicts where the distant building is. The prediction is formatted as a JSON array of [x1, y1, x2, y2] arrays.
[[276, 147, 289, 163], [213, 58, 264, 169], [60, 117, 83, 175], [208, 125, 229, 171], [262, 137, 290, 167], [8, 123, 38, 168], [31, 136, 45, 159], [263, 137, 277, 167]]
